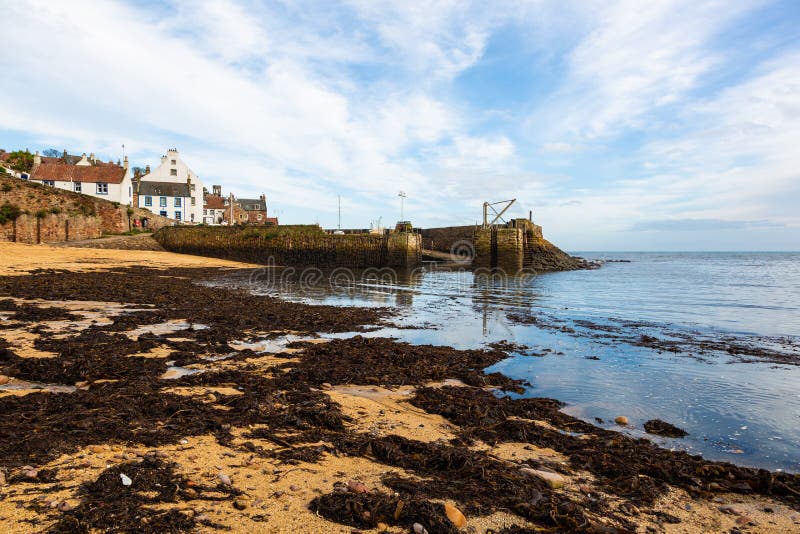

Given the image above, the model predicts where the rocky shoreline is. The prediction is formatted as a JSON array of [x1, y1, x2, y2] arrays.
[[0, 243, 798, 533]]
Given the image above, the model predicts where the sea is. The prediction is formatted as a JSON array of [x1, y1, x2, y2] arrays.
[[220, 252, 800, 473]]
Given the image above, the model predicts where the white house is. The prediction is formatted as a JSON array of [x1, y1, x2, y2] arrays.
[[137, 181, 193, 222], [28, 152, 133, 205], [137, 148, 203, 223]]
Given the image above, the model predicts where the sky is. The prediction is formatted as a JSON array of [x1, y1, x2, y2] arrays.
[[1, 0, 799, 250]]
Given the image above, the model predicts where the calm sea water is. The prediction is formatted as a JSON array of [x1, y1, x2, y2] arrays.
[[220, 252, 800, 472]]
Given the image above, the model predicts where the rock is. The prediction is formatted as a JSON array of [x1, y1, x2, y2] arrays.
[[233, 497, 250, 510], [120, 473, 132, 486], [333, 481, 348, 493], [413, 523, 429, 534], [643, 419, 688, 438], [718, 505, 743, 516], [444, 502, 467, 528], [58, 501, 73, 512], [578, 485, 592, 495], [614, 416, 629, 425], [289, 484, 300, 492], [520, 467, 565, 489], [183, 488, 198, 499], [0, 375, 10, 385], [321, 382, 333, 390], [205, 393, 217, 403], [89, 445, 105, 454], [736, 516, 755, 526], [195, 514, 210, 522], [347, 479, 368, 493], [21, 467, 38, 479], [218, 472, 232, 485], [0, 471, 5, 486], [376, 522, 389, 531]]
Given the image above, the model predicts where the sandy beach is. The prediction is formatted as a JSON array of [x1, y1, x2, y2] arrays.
[[0, 242, 798, 533]]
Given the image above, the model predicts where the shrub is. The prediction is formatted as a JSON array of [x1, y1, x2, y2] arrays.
[[0, 203, 22, 225], [1, 183, 12, 192], [35, 209, 48, 219], [6, 150, 34, 172], [49, 206, 62, 215]]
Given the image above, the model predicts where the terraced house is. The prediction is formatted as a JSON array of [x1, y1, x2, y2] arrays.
[[25, 151, 133, 205]]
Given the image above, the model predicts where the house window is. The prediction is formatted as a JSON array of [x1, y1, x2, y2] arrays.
[[175, 211, 182, 221], [144, 196, 152, 206], [160, 197, 167, 207], [257, 213, 263, 220], [43, 180, 55, 186], [170, 169, 177, 176], [96, 182, 108, 195], [159, 211, 167, 217], [191, 197, 196, 206], [128, 187, 132, 197], [171, 159, 176, 165], [203, 209, 207, 215], [174, 197, 182, 207], [74, 182, 81, 193]]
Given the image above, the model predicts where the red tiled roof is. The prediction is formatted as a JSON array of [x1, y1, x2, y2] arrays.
[[204, 195, 226, 209], [30, 163, 127, 184]]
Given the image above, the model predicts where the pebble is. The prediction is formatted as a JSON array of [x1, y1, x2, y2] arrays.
[[120, 473, 132, 486], [195, 514, 210, 522], [735, 516, 755, 526], [444, 502, 467, 528], [376, 522, 389, 531], [205, 393, 217, 403], [289, 485, 300, 492], [184, 488, 198, 499], [347, 480, 368, 493], [578, 485, 592, 495], [58, 501, 73, 512], [233, 497, 250, 510], [413, 523, 429, 534], [89, 445, 104, 454], [21, 467, 38, 479], [0, 375, 10, 385], [614, 416, 629, 425], [321, 382, 333, 390], [520, 467, 565, 489], [718, 505, 743, 516], [218, 472, 232, 485]]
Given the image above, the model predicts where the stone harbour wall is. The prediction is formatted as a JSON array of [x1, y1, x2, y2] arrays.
[[154, 226, 422, 268]]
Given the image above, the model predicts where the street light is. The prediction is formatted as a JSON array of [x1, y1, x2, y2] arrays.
[[398, 190, 407, 221]]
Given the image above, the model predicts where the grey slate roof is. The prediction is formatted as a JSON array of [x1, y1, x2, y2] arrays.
[[237, 198, 265, 211], [138, 181, 190, 197]]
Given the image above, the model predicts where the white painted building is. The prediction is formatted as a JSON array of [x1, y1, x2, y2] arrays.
[[137, 148, 203, 223], [28, 152, 133, 205]]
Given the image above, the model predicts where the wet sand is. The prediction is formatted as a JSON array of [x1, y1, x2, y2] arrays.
[[0, 242, 798, 533]]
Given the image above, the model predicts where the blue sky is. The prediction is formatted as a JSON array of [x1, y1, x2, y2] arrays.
[[1, 0, 799, 250]]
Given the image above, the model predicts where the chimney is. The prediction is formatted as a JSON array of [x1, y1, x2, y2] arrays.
[[212, 184, 221, 196], [145, 164, 150, 174], [259, 194, 265, 202], [62, 149, 67, 160], [33, 151, 41, 167], [161, 154, 167, 164], [89, 152, 95, 163], [123, 155, 128, 170]]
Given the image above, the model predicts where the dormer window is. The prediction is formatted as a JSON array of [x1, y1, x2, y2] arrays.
[[170, 169, 177, 176]]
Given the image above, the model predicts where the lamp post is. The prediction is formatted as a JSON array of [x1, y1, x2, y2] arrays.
[[398, 190, 406, 221]]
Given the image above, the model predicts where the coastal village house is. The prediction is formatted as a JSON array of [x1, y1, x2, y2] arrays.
[[202, 185, 226, 225], [135, 148, 203, 223], [7, 151, 133, 205], [203, 186, 278, 226]]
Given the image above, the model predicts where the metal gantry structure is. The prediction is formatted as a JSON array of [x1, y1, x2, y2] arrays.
[[482, 198, 516, 227]]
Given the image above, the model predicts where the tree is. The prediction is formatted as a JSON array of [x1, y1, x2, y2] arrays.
[[7, 150, 34, 172], [42, 148, 61, 158]]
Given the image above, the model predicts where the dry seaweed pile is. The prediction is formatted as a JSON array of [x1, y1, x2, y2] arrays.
[[282, 336, 525, 391], [49, 455, 233, 533]]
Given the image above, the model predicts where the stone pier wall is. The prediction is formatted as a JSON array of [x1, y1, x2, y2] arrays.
[[154, 226, 422, 268]]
